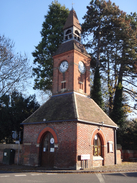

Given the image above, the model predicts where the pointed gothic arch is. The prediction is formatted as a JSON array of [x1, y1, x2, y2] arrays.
[[37, 126, 58, 144], [91, 128, 107, 165], [91, 129, 106, 146]]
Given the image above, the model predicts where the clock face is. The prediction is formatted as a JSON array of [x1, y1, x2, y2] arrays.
[[59, 61, 68, 73], [78, 61, 85, 74], [50, 138, 54, 144]]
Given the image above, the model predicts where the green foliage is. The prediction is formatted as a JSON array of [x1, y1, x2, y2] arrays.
[[82, 0, 137, 118], [117, 120, 137, 150], [0, 91, 40, 143], [91, 66, 104, 109], [110, 80, 126, 127], [32, 0, 69, 92]]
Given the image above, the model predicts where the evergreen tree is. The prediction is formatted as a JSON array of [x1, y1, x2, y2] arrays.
[[82, 0, 137, 117], [82, 0, 122, 114], [0, 91, 40, 143], [32, 1, 69, 92], [110, 79, 125, 127], [117, 119, 137, 150], [91, 66, 104, 109]]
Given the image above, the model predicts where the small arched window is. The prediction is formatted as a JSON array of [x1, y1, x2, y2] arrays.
[[75, 30, 80, 35], [65, 36, 68, 40], [66, 29, 71, 35], [93, 134, 102, 156]]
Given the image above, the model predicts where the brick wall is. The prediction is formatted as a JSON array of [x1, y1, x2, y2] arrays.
[[52, 50, 90, 96], [22, 121, 116, 169], [122, 150, 137, 161], [76, 123, 115, 169], [22, 121, 77, 169], [93, 160, 103, 167], [116, 150, 122, 164]]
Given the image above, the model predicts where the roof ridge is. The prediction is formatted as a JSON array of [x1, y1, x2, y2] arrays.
[[73, 92, 79, 119]]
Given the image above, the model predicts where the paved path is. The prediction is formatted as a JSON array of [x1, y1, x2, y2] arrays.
[[0, 162, 137, 173]]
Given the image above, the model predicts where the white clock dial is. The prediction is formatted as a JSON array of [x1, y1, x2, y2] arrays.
[[50, 138, 54, 144], [78, 61, 85, 74], [59, 61, 68, 73]]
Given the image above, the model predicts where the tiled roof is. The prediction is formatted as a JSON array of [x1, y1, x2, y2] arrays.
[[22, 93, 77, 124], [22, 92, 117, 128], [53, 40, 90, 58], [75, 93, 117, 127], [63, 9, 81, 31]]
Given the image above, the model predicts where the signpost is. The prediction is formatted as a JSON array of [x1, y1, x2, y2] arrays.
[[80, 154, 90, 169]]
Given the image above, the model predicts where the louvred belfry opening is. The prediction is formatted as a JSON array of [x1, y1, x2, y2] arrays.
[[63, 9, 82, 43]]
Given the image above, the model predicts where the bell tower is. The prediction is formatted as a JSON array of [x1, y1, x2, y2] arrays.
[[63, 8, 82, 43], [52, 9, 91, 96]]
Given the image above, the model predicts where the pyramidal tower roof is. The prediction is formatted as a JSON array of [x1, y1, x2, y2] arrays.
[[63, 8, 81, 31], [22, 92, 117, 129]]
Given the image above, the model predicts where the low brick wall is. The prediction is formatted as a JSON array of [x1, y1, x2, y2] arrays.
[[0, 144, 124, 166], [122, 150, 137, 161], [0, 144, 22, 164], [93, 160, 103, 167], [116, 150, 122, 164]]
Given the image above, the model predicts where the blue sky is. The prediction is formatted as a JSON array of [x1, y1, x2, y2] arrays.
[[1, 0, 137, 104]]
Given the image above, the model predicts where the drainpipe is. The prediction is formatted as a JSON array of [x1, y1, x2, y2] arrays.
[[114, 128, 117, 164]]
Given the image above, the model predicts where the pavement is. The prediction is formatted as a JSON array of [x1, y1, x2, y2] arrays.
[[0, 162, 137, 173]]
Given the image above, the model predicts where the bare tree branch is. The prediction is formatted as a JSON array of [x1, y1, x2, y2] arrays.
[[0, 35, 31, 97]]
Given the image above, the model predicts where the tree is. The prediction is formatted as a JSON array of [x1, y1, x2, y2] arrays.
[[0, 35, 31, 97], [110, 80, 126, 127], [117, 119, 137, 150], [82, 0, 122, 114], [0, 91, 40, 143], [82, 0, 137, 118], [32, 0, 69, 92], [91, 66, 104, 109]]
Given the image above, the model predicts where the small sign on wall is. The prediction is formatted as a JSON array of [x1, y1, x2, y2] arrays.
[[81, 154, 90, 160], [43, 147, 46, 152], [50, 148, 54, 152], [108, 141, 113, 153], [4, 152, 7, 157], [54, 144, 58, 148]]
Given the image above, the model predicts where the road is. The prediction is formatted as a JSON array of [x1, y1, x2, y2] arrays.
[[0, 172, 137, 183]]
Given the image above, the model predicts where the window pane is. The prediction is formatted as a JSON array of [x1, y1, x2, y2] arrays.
[[98, 146, 101, 156], [98, 136, 101, 146], [94, 147, 98, 156], [93, 134, 102, 156], [98, 135, 101, 156], [94, 139, 98, 146]]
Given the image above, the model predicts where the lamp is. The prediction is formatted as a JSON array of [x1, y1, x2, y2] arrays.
[[98, 121, 104, 130]]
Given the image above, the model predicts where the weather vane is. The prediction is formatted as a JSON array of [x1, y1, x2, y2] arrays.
[[72, 1, 74, 9]]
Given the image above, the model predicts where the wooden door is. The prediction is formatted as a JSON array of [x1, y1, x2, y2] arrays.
[[41, 132, 54, 168]]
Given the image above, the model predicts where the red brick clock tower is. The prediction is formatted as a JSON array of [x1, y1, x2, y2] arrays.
[[22, 9, 118, 170], [52, 9, 91, 96]]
